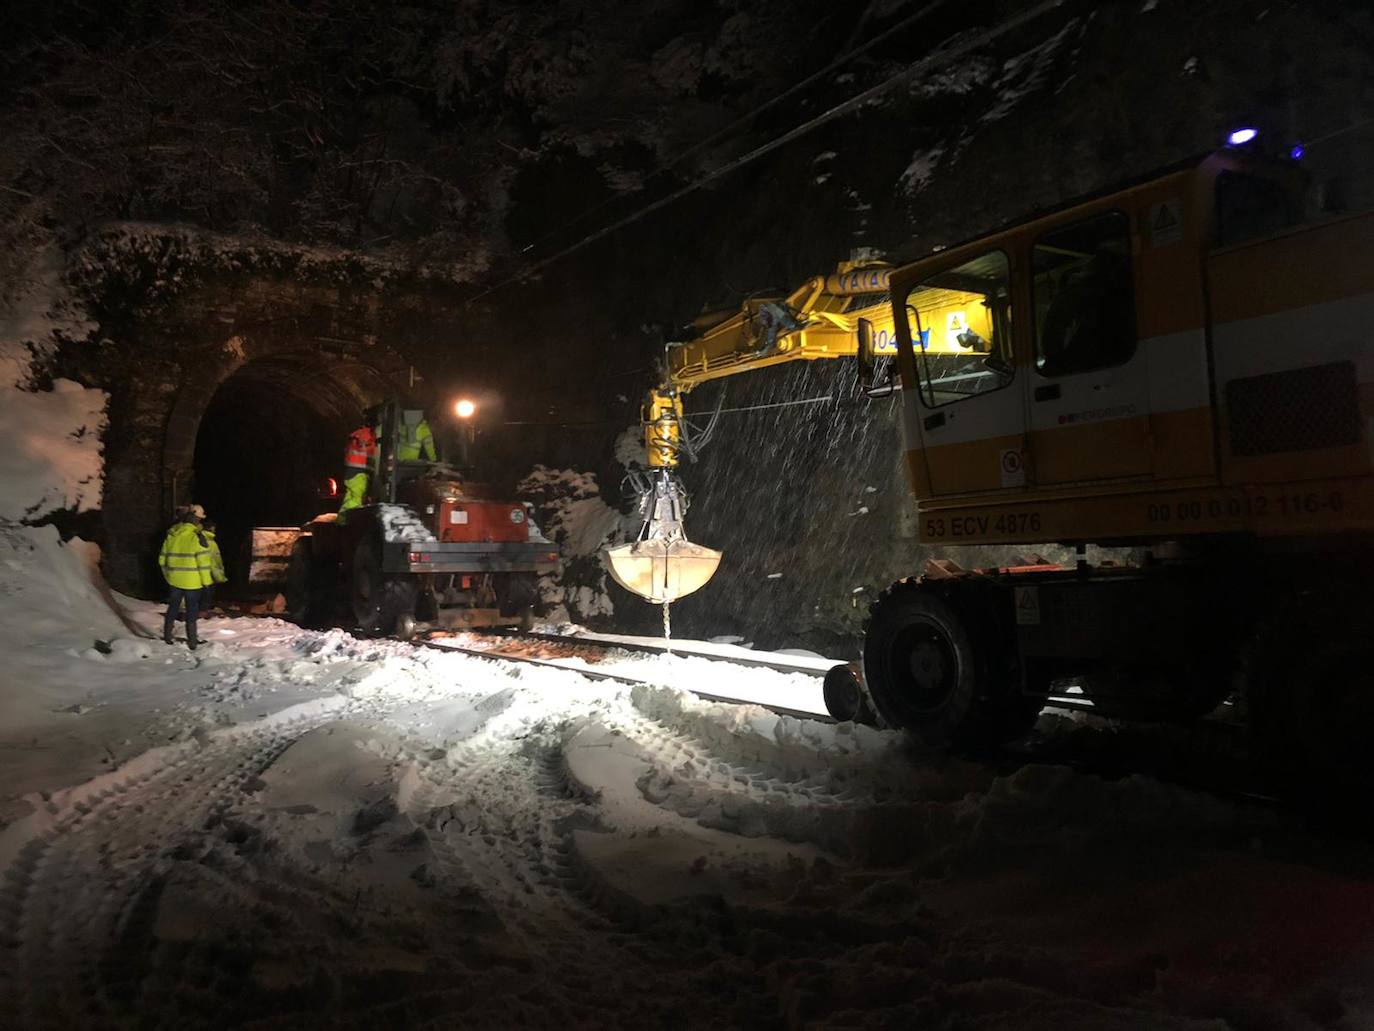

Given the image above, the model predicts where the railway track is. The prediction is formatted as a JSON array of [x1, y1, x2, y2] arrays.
[[410, 629, 1281, 805], [413, 628, 839, 723], [222, 612, 1284, 805]]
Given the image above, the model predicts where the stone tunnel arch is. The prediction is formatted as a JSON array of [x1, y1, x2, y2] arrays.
[[101, 325, 413, 596], [181, 352, 407, 586]]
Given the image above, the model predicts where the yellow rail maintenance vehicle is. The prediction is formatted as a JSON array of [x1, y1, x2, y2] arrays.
[[607, 143, 1374, 784]]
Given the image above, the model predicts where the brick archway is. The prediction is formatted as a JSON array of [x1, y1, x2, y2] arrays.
[[159, 340, 412, 515], [101, 308, 417, 595]]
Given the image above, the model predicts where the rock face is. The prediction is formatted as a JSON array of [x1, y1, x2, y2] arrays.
[[22, 2, 1374, 639]]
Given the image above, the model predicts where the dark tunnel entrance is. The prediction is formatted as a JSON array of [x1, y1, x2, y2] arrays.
[[191, 355, 395, 589]]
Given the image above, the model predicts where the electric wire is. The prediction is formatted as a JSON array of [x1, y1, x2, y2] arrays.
[[464, 0, 1069, 306]]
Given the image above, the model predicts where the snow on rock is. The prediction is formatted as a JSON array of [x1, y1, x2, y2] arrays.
[[0, 378, 107, 521], [377, 502, 438, 543], [518, 465, 626, 623], [899, 144, 947, 195], [983, 18, 1085, 124], [0, 248, 106, 521], [612, 423, 644, 471]]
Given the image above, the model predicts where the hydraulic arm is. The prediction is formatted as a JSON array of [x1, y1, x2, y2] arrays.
[[604, 259, 898, 604]]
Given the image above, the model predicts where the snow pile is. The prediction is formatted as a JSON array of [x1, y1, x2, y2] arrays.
[[0, 524, 129, 802], [377, 503, 438, 543], [0, 248, 106, 522], [517, 465, 626, 623], [900, 144, 947, 195]]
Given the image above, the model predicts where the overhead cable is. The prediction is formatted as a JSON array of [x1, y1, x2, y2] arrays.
[[463, 0, 1068, 306], [510, 0, 957, 262]]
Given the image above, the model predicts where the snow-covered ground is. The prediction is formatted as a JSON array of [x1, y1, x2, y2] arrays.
[[6, 523, 1374, 1028], [4, 270, 1374, 1026]]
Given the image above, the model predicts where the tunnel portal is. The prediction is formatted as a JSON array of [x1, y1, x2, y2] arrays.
[[190, 355, 395, 586]]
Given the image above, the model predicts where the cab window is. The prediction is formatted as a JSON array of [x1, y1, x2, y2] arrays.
[[903, 249, 1014, 409], [1032, 211, 1135, 377]]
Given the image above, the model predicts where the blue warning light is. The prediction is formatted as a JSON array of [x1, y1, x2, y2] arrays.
[[1290, 143, 1305, 160], [1226, 127, 1259, 146]]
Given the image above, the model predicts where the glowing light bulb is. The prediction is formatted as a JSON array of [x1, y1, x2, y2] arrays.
[[454, 398, 477, 419], [1227, 127, 1259, 146]]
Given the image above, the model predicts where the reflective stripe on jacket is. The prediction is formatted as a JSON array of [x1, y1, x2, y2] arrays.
[[159, 522, 215, 590], [204, 531, 227, 584], [397, 419, 435, 462], [344, 427, 377, 469]]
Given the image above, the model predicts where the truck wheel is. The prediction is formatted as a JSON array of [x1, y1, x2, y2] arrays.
[[864, 580, 1035, 749], [286, 538, 333, 627], [864, 582, 980, 746], [352, 539, 417, 636], [495, 572, 540, 617]]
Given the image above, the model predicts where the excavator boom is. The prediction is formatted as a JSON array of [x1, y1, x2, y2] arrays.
[[604, 259, 898, 603]]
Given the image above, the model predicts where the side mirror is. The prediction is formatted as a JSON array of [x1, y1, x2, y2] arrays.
[[857, 317, 896, 398]]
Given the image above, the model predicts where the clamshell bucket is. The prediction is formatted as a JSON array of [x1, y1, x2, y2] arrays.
[[602, 467, 721, 604], [603, 538, 721, 604]]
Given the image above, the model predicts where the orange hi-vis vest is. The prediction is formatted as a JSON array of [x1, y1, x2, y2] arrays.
[[344, 427, 377, 469]]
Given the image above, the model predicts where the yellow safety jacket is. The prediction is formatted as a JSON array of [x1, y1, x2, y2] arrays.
[[159, 522, 215, 590], [204, 530, 227, 585], [397, 419, 436, 461]]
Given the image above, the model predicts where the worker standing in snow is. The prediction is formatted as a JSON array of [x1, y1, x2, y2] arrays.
[[158, 503, 214, 649], [339, 423, 378, 521], [396, 409, 436, 462], [201, 518, 228, 612]]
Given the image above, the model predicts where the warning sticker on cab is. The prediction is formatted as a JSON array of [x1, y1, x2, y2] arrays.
[[1014, 586, 1041, 626], [1149, 198, 1183, 245]]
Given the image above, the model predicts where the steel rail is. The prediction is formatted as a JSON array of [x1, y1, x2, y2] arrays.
[[445, 627, 840, 678], [411, 636, 837, 724]]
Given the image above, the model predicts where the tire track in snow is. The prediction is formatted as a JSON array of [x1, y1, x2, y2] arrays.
[[0, 700, 375, 1029], [397, 729, 705, 1026]]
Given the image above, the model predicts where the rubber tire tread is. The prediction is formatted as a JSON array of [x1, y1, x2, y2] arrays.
[[352, 537, 418, 636], [285, 537, 334, 628], [864, 578, 1039, 749]]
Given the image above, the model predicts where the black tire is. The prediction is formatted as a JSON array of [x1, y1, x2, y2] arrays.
[[822, 664, 880, 727], [285, 537, 333, 627], [494, 572, 540, 618], [351, 538, 418, 636], [863, 580, 1038, 748]]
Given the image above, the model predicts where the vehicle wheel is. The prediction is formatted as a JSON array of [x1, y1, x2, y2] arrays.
[[864, 582, 979, 746], [285, 537, 333, 627], [864, 580, 1033, 748], [352, 538, 417, 636], [822, 664, 880, 726], [495, 572, 540, 618]]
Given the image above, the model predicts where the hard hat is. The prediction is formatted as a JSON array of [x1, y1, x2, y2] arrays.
[[187, 503, 206, 520]]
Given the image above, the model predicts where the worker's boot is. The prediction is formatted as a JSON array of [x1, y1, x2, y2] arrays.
[[163, 613, 175, 646], [186, 618, 200, 651]]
